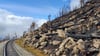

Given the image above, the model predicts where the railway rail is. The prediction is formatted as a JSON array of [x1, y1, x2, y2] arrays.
[[3, 40, 19, 56]]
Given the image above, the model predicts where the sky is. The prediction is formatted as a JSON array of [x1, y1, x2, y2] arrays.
[[0, 0, 71, 19], [0, 0, 80, 38]]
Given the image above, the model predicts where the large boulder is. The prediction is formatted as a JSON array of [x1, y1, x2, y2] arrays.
[[97, 52, 100, 56], [59, 37, 74, 49], [23, 35, 32, 46], [65, 38, 76, 49], [43, 49, 48, 54], [77, 39, 85, 51], [43, 49, 51, 54], [72, 46, 79, 56], [56, 47, 65, 56], [93, 39, 100, 49], [57, 29, 65, 38], [61, 55, 66, 56], [29, 38, 36, 46], [40, 41, 47, 46], [52, 40, 61, 46], [59, 39, 67, 49], [72, 39, 85, 56], [39, 41, 47, 49], [39, 34, 47, 42], [77, 39, 86, 56], [33, 42, 40, 48]]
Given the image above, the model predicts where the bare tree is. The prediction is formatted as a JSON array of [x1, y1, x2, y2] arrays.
[[59, 5, 70, 17], [48, 15, 51, 22], [48, 15, 52, 32], [80, 0, 85, 7], [13, 33, 17, 39], [23, 31, 26, 37], [30, 22, 36, 32], [5, 34, 10, 40]]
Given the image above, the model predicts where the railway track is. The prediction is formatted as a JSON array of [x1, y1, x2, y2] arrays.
[[3, 40, 19, 56]]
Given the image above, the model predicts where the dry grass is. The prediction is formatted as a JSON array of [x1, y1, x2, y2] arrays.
[[15, 38, 48, 56]]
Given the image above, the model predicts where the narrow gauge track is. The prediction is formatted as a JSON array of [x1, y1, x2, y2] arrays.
[[4, 40, 19, 56]]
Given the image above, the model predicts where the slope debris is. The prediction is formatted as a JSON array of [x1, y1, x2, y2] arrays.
[[20, 0, 100, 56]]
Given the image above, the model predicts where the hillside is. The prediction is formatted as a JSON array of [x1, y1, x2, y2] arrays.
[[16, 0, 100, 56]]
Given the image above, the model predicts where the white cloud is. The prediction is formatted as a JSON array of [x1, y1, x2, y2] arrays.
[[70, 0, 88, 10], [0, 8, 47, 38], [70, 0, 81, 10]]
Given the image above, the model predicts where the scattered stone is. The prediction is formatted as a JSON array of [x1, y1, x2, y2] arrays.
[[21, 0, 100, 56], [97, 52, 100, 56], [93, 39, 100, 49], [52, 40, 61, 46]]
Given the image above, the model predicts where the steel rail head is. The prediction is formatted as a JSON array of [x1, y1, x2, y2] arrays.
[[3, 41, 10, 56]]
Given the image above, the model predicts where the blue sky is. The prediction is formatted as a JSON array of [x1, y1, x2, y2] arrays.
[[0, 0, 71, 19], [0, 0, 81, 38]]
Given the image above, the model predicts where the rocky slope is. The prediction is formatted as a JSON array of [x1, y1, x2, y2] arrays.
[[21, 0, 100, 56]]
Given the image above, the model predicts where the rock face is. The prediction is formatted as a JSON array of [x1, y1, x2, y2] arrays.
[[52, 40, 61, 46], [93, 39, 100, 49], [21, 0, 100, 56], [57, 29, 65, 38]]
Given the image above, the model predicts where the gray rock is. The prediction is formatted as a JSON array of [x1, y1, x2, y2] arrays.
[[52, 40, 61, 46]]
